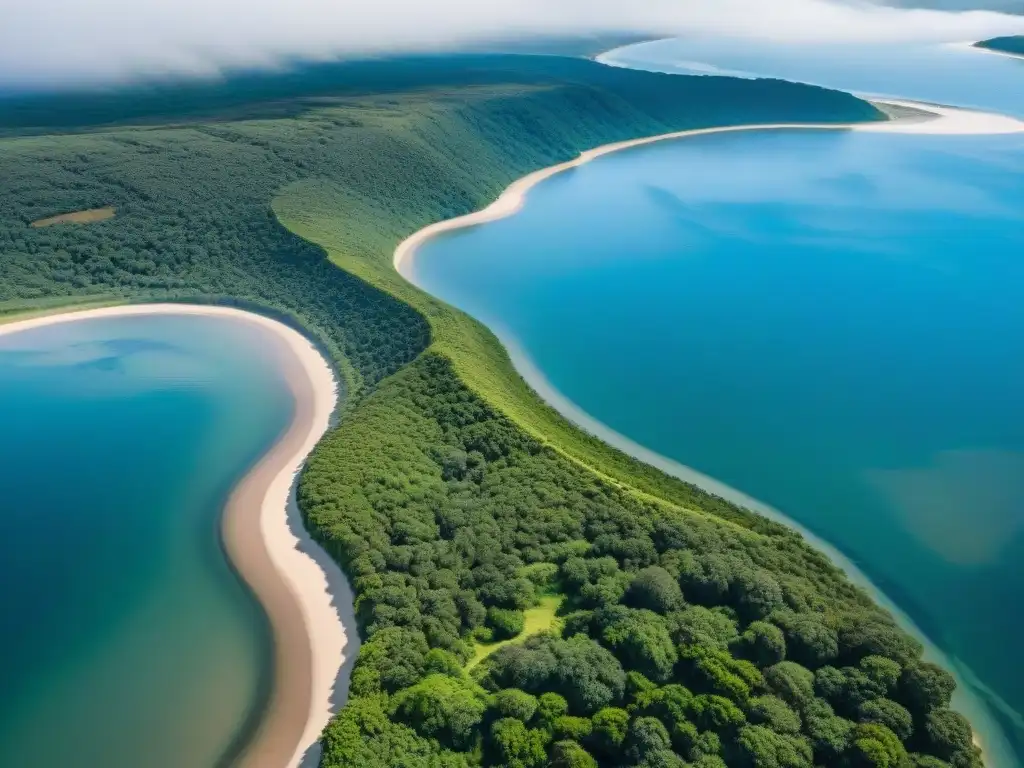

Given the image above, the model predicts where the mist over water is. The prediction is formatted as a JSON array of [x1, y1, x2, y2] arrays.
[[413, 41, 1024, 768], [1, 0, 1022, 88]]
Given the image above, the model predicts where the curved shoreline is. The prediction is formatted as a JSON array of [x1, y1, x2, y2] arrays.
[[961, 41, 1024, 62], [0, 304, 354, 768], [392, 101, 1024, 767], [498, 332, 1011, 766], [394, 121, 858, 278], [393, 98, 1024, 280]]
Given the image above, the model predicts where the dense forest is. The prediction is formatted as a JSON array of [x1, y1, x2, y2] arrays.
[[975, 36, 1024, 56], [0, 54, 980, 767], [303, 353, 980, 768]]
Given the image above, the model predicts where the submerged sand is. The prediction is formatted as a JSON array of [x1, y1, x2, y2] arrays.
[[0, 304, 355, 768]]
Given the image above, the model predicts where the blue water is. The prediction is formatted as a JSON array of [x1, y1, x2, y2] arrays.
[[602, 37, 1024, 118], [0, 313, 295, 767], [414, 42, 1024, 767]]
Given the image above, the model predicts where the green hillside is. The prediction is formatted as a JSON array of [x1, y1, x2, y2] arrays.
[[0, 55, 980, 768]]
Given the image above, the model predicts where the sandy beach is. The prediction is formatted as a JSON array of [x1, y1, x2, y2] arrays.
[[1, 92, 1017, 768], [391, 96, 1023, 766], [393, 98, 1024, 280], [0, 303, 354, 768], [953, 40, 1024, 62]]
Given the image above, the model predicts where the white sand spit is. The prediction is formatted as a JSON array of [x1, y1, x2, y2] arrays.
[[949, 39, 1024, 62]]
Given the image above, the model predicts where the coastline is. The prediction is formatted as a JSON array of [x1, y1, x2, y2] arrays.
[[394, 121, 860, 279], [2, 91, 1019, 768], [393, 98, 1024, 280], [498, 332, 1010, 767], [391, 99, 1024, 767], [960, 41, 1024, 62], [0, 303, 354, 768]]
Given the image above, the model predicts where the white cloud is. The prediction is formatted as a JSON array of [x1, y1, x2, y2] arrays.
[[1, 0, 1023, 87]]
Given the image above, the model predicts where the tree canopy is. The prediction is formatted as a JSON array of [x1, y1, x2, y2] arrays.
[[0, 51, 976, 768]]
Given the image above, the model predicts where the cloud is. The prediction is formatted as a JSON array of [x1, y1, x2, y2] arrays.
[[2, 0, 1023, 88]]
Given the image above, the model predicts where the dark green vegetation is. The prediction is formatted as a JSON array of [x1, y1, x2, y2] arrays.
[[305, 356, 980, 768], [975, 36, 1024, 56], [0, 53, 977, 767]]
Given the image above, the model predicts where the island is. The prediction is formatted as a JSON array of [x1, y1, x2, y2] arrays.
[[0, 53, 982, 768], [974, 36, 1024, 58]]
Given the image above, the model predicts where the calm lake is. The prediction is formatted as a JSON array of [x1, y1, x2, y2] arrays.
[[0, 313, 294, 767], [413, 42, 1024, 768]]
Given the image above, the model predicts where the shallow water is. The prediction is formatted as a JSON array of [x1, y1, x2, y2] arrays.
[[413, 56, 1024, 764], [0, 314, 294, 768]]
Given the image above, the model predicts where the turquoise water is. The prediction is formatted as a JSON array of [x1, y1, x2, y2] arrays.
[[0, 313, 295, 767], [413, 57, 1024, 765]]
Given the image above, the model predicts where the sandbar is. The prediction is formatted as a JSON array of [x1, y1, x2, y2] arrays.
[[0, 303, 355, 768]]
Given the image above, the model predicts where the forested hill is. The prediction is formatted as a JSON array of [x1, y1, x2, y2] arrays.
[[0, 54, 983, 768], [975, 36, 1024, 56], [0, 53, 873, 135]]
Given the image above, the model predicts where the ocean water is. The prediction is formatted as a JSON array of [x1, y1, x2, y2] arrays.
[[412, 61, 1024, 765], [0, 313, 295, 767]]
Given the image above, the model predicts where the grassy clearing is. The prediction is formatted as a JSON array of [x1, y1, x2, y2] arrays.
[[30, 206, 115, 227], [467, 595, 564, 671]]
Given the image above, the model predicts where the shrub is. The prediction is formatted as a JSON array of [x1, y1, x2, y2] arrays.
[[391, 674, 486, 750], [490, 718, 549, 768], [626, 566, 684, 613], [552, 740, 598, 768], [859, 698, 913, 742], [591, 707, 630, 754], [737, 621, 786, 666], [494, 689, 539, 722], [487, 607, 526, 640], [553, 715, 594, 741]]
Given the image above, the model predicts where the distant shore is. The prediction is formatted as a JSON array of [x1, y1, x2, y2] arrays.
[[976, 47, 1024, 62], [394, 98, 1023, 279], [967, 39, 1024, 62], [0, 304, 354, 768]]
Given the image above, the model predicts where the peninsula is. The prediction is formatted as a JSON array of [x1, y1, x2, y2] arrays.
[[0, 53, 989, 768], [974, 35, 1024, 59]]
